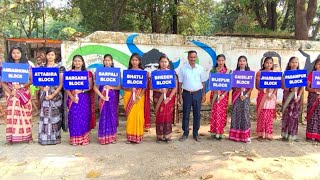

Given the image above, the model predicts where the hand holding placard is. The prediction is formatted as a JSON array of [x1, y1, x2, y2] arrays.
[[104, 86, 109, 101]]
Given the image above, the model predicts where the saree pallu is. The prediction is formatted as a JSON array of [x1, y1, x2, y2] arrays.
[[256, 91, 276, 138], [124, 89, 145, 143], [6, 83, 32, 143], [98, 86, 119, 144], [281, 90, 300, 140], [210, 90, 228, 136], [144, 78, 151, 129], [229, 89, 251, 142], [38, 87, 63, 145], [306, 92, 320, 141], [153, 90, 176, 137], [68, 92, 91, 145]]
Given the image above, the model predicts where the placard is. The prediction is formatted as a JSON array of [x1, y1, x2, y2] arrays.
[[232, 70, 255, 88], [311, 71, 320, 88], [122, 70, 147, 88], [259, 71, 282, 89], [32, 67, 60, 86], [95, 67, 121, 86], [284, 69, 307, 88], [63, 71, 89, 90], [151, 70, 176, 89], [1, 62, 29, 83], [209, 73, 232, 91]]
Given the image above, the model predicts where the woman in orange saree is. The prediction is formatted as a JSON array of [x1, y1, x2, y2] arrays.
[[124, 53, 147, 144]]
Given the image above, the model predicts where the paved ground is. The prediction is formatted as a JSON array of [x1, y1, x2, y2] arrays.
[[0, 112, 320, 180]]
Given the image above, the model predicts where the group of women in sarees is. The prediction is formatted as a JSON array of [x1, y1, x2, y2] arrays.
[[211, 54, 320, 143], [1, 46, 320, 146]]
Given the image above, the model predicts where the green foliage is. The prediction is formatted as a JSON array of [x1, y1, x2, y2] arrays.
[[0, 0, 318, 40]]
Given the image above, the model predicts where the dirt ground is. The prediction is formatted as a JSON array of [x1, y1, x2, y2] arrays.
[[0, 108, 319, 180]]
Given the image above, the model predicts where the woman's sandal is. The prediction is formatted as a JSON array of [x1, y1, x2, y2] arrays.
[[165, 138, 172, 143]]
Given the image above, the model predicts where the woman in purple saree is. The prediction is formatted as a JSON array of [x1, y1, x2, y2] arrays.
[[93, 54, 120, 144], [66, 55, 93, 146]]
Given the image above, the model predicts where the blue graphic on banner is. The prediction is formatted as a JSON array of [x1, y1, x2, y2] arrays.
[[1, 63, 29, 83], [151, 70, 176, 89], [122, 70, 147, 88], [63, 71, 89, 90], [32, 67, 60, 86], [259, 71, 282, 88], [284, 69, 307, 88], [209, 73, 232, 91], [95, 67, 121, 86]]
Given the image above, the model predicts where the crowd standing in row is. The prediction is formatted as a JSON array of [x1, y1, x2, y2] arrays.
[[1, 46, 320, 146]]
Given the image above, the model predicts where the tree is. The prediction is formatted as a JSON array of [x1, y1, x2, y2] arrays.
[[6, 0, 44, 38], [71, 0, 128, 32], [295, 0, 317, 40]]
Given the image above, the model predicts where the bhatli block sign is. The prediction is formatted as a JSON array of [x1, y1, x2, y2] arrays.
[[122, 70, 147, 88]]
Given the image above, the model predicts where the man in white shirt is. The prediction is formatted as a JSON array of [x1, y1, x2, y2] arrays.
[[178, 50, 207, 142]]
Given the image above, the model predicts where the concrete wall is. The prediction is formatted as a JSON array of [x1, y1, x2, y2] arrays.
[[61, 31, 320, 103]]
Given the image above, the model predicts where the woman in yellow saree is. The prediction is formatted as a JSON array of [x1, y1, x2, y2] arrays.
[[124, 53, 146, 144]]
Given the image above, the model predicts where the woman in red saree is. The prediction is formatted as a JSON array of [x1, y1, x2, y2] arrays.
[[256, 57, 277, 141], [305, 58, 320, 142], [1, 46, 33, 144], [152, 55, 177, 143], [210, 54, 232, 140]]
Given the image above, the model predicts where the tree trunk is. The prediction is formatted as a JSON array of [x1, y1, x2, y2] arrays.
[[281, 0, 294, 30], [172, 0, 178, 34], [295, 0, 317, 40], [112, 0, 127, 31], [253, 1, 266, 28], [151, 1, 161, 33], [266, 1, 277, 30]]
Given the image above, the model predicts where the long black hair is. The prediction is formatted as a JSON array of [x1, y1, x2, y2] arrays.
[[260, 57, 274, 70], [215, 54, 227, 68], [285, 56, 299, 70], [71, 55, 86, 71], [103, 54, 114, 67], [236, 55, 250, 71], [158, 54, 170, 69], [7, 46, 27, 64], [312, 58, 320, 71], [128, 53, 144, 70]]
